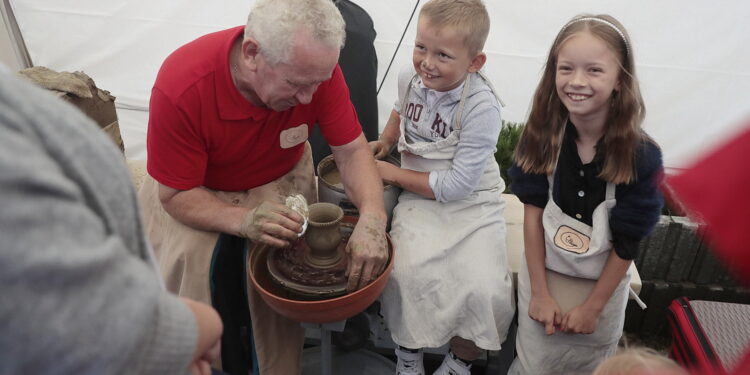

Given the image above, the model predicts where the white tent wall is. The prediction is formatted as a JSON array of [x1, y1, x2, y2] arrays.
[[3, 0, 749, 172]]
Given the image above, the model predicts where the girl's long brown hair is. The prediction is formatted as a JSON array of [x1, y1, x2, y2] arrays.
[[515, 14, 649, 184]]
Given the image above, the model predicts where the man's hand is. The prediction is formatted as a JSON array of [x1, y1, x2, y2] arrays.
[[529, 293, 562, 335], [238, 201, 304, 247], [368, 137, 394, 160], [345, 212, 388, 291], [561, 302, 602, 334]]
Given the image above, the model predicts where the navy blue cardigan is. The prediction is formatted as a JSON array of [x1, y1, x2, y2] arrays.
[[508, 123, 664, 260]]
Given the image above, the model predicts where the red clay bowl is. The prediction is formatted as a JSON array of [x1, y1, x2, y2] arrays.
[[248, 236, 394, 324]]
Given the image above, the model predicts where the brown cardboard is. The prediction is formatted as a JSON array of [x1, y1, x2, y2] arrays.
[[18, 67, 125, 154]]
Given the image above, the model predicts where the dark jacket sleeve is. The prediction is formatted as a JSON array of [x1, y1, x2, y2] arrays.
[[610, 140, 665, 260], [508, 163, 548, 208]]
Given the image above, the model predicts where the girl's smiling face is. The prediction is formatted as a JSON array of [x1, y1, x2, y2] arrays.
[[555, 31, 621, 125]]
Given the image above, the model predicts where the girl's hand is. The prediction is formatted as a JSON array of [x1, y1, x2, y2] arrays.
[[529, 293, 562, 335], [561, 303, 602, 334]]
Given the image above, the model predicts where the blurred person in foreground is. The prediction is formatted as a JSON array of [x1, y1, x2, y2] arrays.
[[0, 66, 222, 374]]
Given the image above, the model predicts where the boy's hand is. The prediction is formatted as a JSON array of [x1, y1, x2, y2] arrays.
[[561, 303, 602, 334], [375, 160, 401, 187], [529, 293, 562, 335], [368, 138, 394, 159]]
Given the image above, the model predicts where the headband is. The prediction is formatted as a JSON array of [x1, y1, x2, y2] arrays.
[[561, 17, 630, 56]]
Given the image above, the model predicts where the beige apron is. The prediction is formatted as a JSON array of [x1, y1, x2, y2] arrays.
[[380, 74, 515, 350], [138, 143, 317, 374], [509, 174, 630, 375]]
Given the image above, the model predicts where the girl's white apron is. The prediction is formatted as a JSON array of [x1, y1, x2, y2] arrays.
[[509, 172, 631, 375]]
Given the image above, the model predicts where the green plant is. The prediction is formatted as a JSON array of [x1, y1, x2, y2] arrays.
[[495, 120, 525, 193]]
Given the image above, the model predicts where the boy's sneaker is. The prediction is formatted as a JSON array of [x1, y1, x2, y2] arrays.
[[432, 351, 471, 375], [395, 347, 425, 375]]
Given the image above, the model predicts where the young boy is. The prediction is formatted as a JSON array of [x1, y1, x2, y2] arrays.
[[370, 1, 514, 374]]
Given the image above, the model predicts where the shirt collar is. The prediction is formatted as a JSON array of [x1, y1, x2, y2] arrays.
[[413, 76, 465, 104], [564, 120, 606, 167]]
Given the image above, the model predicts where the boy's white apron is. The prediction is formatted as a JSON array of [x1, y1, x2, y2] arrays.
[[380, 73, 515, 350], [509, 174, 631, 375]]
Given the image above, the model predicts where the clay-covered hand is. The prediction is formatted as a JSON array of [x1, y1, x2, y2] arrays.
[[345, 213, 388, 291], [529, 293, 562, 335], [561, 303, 601, 334], [368, 137, 394, 160], [375, 160, 401, 187], [238, 201, 304, 248]]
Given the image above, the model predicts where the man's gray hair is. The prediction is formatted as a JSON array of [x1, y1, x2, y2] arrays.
[[245, 0, 346, 65]]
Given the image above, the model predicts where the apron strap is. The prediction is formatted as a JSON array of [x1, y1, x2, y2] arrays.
[[629, 287, 647, 309], [605, 181, 615, 200], [400, 74, 418, 120], [452, 73, 472, 131], [477, 70, 506, 107]]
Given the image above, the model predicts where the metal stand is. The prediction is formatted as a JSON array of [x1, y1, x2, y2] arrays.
[[302, 320, 347, 375], [301, 319, 396, 375]]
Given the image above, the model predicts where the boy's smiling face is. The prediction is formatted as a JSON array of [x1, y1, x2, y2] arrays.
[[412, 17, 485, 92]]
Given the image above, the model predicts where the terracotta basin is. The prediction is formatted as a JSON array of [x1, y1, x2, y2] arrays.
[[248, 235, 394, 324]]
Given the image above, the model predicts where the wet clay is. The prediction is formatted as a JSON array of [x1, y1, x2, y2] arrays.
[[272, 239, 347, 287]]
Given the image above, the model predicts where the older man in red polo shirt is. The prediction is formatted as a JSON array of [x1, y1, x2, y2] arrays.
[[138, 0, 388, 373]]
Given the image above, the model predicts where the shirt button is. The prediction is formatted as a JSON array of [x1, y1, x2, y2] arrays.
[[575, 213, 582, 219], [578, 190, 585, 197], [232, 199, 240, 205], [579, 170, 584, 177]]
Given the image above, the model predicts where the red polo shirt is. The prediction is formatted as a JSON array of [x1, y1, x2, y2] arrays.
[[147, 26, 362, 191]]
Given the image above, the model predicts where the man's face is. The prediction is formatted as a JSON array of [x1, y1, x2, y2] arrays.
[[251, 33, 340, 112]]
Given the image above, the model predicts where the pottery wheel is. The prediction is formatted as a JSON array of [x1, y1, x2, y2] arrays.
[[267, 239, 348, 299]]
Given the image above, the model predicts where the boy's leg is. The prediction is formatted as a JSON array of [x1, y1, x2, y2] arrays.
[[433, 337, 479, 375], [449, 336, 482, 361]]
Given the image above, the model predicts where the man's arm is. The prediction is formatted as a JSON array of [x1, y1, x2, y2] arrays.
[[331, 133, 389, 291]]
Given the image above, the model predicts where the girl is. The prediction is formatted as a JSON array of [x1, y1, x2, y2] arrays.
[[507, 14, 664, 374]]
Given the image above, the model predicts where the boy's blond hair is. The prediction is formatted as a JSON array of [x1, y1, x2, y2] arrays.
[[593, 348, 687, 375], [419, 0, 489, 56]]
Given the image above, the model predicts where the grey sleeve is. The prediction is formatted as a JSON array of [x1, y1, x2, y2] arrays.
[[429, 98, 502, 202], [0, 79, 196, 374]]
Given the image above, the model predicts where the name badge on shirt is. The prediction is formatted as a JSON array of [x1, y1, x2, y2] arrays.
[[280, 123, 309, 149], [554, 225, 591, 254]]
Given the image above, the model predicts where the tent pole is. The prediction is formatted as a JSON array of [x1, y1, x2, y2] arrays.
[[1, 0, 32, 68]]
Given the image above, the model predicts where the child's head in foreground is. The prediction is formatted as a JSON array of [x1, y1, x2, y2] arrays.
[[593, 348, 688, 375], [413, 0, 490, 92]]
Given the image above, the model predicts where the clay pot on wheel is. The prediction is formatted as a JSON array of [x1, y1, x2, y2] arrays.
[[304, 203, 344, 268]]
